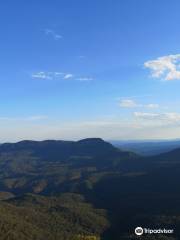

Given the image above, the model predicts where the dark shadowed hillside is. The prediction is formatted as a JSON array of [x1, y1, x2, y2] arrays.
[[0, 138, 179, 239], [0, 138, 115, 161], [0, 138, 139, 195]]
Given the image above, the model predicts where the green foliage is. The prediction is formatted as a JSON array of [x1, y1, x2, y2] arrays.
[[0, 193, 109, 240], [73, 235, 100, 240], [0, 138, 180, 239]]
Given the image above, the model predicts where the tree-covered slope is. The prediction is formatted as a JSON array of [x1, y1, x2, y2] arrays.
[[0, 193, 109, 240], [0, 138, 180, 239], [0, 138, 138, 195]]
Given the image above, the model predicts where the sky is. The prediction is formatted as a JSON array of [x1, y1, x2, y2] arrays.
[[1, 0, 180, 141]]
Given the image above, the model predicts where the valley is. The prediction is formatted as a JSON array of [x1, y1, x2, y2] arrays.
[[0, 138, 179, 239]]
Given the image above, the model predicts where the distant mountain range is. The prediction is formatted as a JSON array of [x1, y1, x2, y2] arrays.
[[0, 138, 179, 239], [111, 139, 180, 156]]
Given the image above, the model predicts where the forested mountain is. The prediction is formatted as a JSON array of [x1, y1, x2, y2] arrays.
[[0, 138, 138, 195], [0, 138, 179, 239], [0, 193, 108, 240]]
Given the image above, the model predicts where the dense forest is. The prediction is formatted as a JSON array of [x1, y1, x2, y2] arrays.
[[0, 138, 179, 239]]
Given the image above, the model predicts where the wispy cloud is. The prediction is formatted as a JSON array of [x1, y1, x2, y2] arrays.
[[134, 112, 180, 123], [26, 115, 48, 121], [119, 99, 159, 109], [118, 94, 152, 100], [0, 115, 48, 122], [78, 55, 86, 59], [145, 104, 159, 109], [144, 54, 180, 81], [32, 71, 68, 80], [119, 99, 140, 108], [63, 74, 73, 79], [76, 77, 93, 81], [32, 72, 54, 80], [45, 29, 62, 40], [32, 71, 94, 82]]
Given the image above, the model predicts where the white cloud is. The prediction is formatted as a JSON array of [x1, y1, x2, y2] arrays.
[[0, 115, 48, 122], [32, 72, 73, 80], [119, 99, 141, 108], [54, 72, 64, 76], [26, 116, 48, 121], [134, 112, 161, 120], [45, 29, 62, 40], [32, 72, 52, 80], [134, 112, 180, 123], [144, 54, 180, 81], [76, 77, 93, 81], [119, 99, 159, 109], [145, 104, 159, 109], [32, 71, 94, 82], [63, 74, 74, 79]]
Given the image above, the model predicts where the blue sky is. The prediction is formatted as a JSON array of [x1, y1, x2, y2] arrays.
[[1, 0, 180, 141]]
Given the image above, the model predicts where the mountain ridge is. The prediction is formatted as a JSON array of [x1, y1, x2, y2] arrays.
[[0, 138, 180, 239]]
